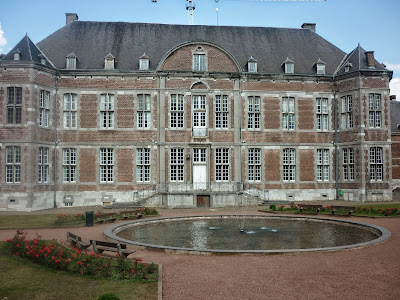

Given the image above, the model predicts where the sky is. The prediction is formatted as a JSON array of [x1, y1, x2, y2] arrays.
[[0, 0, 399, 98]]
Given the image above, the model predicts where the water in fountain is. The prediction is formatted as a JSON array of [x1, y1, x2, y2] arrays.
[[235, 194, 249, 233]]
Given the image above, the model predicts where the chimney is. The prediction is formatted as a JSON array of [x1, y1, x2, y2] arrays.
[[301, 23, 316, 33], [66, 13, 79, 25], [365, 51, 375, 68]]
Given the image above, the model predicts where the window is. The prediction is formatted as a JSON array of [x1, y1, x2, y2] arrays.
[[317, 64, 325, 75], [100, 94, 114, 128], [5, 146, 21, 183], [370, 147, 383, 181], [139, 54, 149, 70], [63, 93, 77, 128], [104, 53, 115, 70], [193, 54, 206, 71], [316, 98, 328, 130], [137, 148, 150, 182], [216, 148, 229, 182], [341, 95, 353, 129], [192, 95, 207, 136], [62, 148, 76, 183], [283, 58, 295, 74], [170, 148, 184, 182], [248, 148, 261, 182], [283, 148, 296, 181], [282, 97, 295, 130], [368, 93, 381, 128], [38, 147, 49, 183], [248, 96, 260, 129], [7, 87, 22, 124], [215, 95, 229, 129], [193, 148, 206, 163], [317, 149, 329, 181], [100, 148, 114, 183], [39, 90, 50, 127], [248, 57, 257, 73], [342, 148, 354, 181], [344, 62, 352, 73], [170, 94, 184, 128], [137, 94, 151, 129], [66, 53, 77, 69]]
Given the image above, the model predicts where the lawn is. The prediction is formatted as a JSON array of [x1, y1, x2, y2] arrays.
[[0, 214, 62, 229], [0, 243, 158, 300]]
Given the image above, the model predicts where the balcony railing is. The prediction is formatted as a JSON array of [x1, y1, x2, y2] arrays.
[[192, 127, 208, 137], [157, 182, 244, 193]]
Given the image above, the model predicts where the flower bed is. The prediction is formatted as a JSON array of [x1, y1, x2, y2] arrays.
[[5, 230, 157, 281], [54, 213, 86, 226]]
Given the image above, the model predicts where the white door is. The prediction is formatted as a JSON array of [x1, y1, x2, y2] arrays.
[[193, 148, 207, 190]]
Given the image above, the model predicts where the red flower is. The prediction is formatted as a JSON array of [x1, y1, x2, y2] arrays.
[[6, 239, 12, 242], [131, 269, 134, 274], [116, 254, 119, 257], [55, 259, 61, 263], [77, 261, 82, 266]]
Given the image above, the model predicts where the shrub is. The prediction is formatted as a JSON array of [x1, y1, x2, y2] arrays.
[[54, 213, 86, 226], [98, 293, 120, 300], [143, 207, 158, 215], [270, 204, 276, 211]]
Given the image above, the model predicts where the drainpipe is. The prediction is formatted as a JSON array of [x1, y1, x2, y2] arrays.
[[53, 73, 59, 208], [333, 77, 339, 200]]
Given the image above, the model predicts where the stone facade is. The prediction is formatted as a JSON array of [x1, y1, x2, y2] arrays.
[[0, 18, 395, 211]]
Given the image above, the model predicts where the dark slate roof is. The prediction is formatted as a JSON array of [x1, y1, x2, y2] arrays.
[[391, 101, 400, 133], [36, 21, 348, 74], [0, 34, 55, 68], [336, 44, 388, 75]]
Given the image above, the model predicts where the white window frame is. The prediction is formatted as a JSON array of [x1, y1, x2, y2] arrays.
[[282, 97, 295, 130], [215, 95, 229, 129], [317, 64, 325, 75], [341, 95, 353, 129], [368, 93, 382, 128], [285, 63, 294, 74], [63, 93, 77, 129], [66, 57, 76, 69], [62, 148, 76, 183], [100, 94, 114, 129], [137, 94, 151, 129], [248, 148, 261, 182], [316, 98, 328, 130], [369, 147, 383, 181], [7, 87, 22, 124], [39, 90, 50, 128], [100, 148, 114, 183], [137, 148, 151, 182], [342, 148, 355, 181], [248, 96, 261, 130], [215, 148, 229, 182], [193, 53, 206, 72], [139, 58, 149, 70], [170, 94, 184, 129], [317, 149, 329, 181], [5, 146, 21, 183], [193, 148, 206, 163], [248, 61, 257, 73], [170, 148, 184, 182], [283, 148, 296, 181], [38, 147, 49, 183]]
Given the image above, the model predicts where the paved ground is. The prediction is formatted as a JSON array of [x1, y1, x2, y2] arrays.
[[1, 207, 400, 300]]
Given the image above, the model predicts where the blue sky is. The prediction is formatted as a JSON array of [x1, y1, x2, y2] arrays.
[[0, 0, 399, 97]]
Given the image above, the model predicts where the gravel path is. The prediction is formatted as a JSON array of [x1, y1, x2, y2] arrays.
[[1, 207, 399, 300]]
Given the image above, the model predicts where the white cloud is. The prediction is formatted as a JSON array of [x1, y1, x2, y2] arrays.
[[390, 77, 400, 100], [0, 23, 7, 54], [384, 63, 400, 72]]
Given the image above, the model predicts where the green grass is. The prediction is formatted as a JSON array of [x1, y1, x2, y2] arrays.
[[0, 215, 63, 229], [0, 243, 158, 300]]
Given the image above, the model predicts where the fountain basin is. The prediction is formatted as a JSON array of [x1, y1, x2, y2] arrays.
[[105, 215, 391, 254]]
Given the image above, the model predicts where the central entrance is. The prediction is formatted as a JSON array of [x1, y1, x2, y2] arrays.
[[193, 148, 207, 190]]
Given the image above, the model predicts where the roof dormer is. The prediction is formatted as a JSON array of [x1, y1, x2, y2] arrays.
[[282, 57, 294, 74], [247, 56, 257, 73], [104, 53, 115, 70], [13, 49, 21, 61], [139, 53, 149, 70], [38, 54, 47, 65], [315, 58, 326, 75], [344, 62, 353, 73], [66, 52, 77, 69]]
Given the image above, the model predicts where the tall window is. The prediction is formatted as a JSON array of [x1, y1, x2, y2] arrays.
[[283, 148, 296, 181], [63, 148, 76, 183], [193, 148, 206, 163], [282, 97, 295, 130], [369, 93, 381, 128], [370, 147, 383, 181], [63, 93, 77, 128], [248, 148, 261, 182], [215, 95, 229, 129], [5, 146, 21, 183], [137, 148, 150, 182], [39, 90, 50, 127], [248, 96, 260, 129], [316, 98, 328, 130], [193, 54, 206, 71], [38, 147, 49, 183], [7, 87, 22, 124], [215, 148, 229, 182], [137, 94, 151, 129], [100, 148, 114, 183], [342, 148, 354, 181], [192, 95, 207, 136], [170, 94, 184, 128], [170, 148, 184, 182], [317, 149, 329, 181], [100, 94, 114, 128], [341, 96, 353, 129]]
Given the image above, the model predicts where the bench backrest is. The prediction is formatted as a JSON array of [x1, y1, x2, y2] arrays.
[[96, 213, 116, 218], [299, 204, 322, 208], [123, 210, 142, 215], [67, 232, 78, 240], [331, 206, 355, 210], [92, 240, 127, 249]]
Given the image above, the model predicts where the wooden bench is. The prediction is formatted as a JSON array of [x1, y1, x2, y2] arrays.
[[95, 213, 117, 224], [121, 209, 143, 220], [90, 240, 135, 258], [330, 206, 355, 216], [299, 204, 323, 214], [66, 232, 91, 249]]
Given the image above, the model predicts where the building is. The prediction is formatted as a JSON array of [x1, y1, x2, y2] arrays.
[[0, 14, 395, 211]]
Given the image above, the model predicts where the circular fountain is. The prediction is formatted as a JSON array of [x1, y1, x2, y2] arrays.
[[105, 215, 391, 254]]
